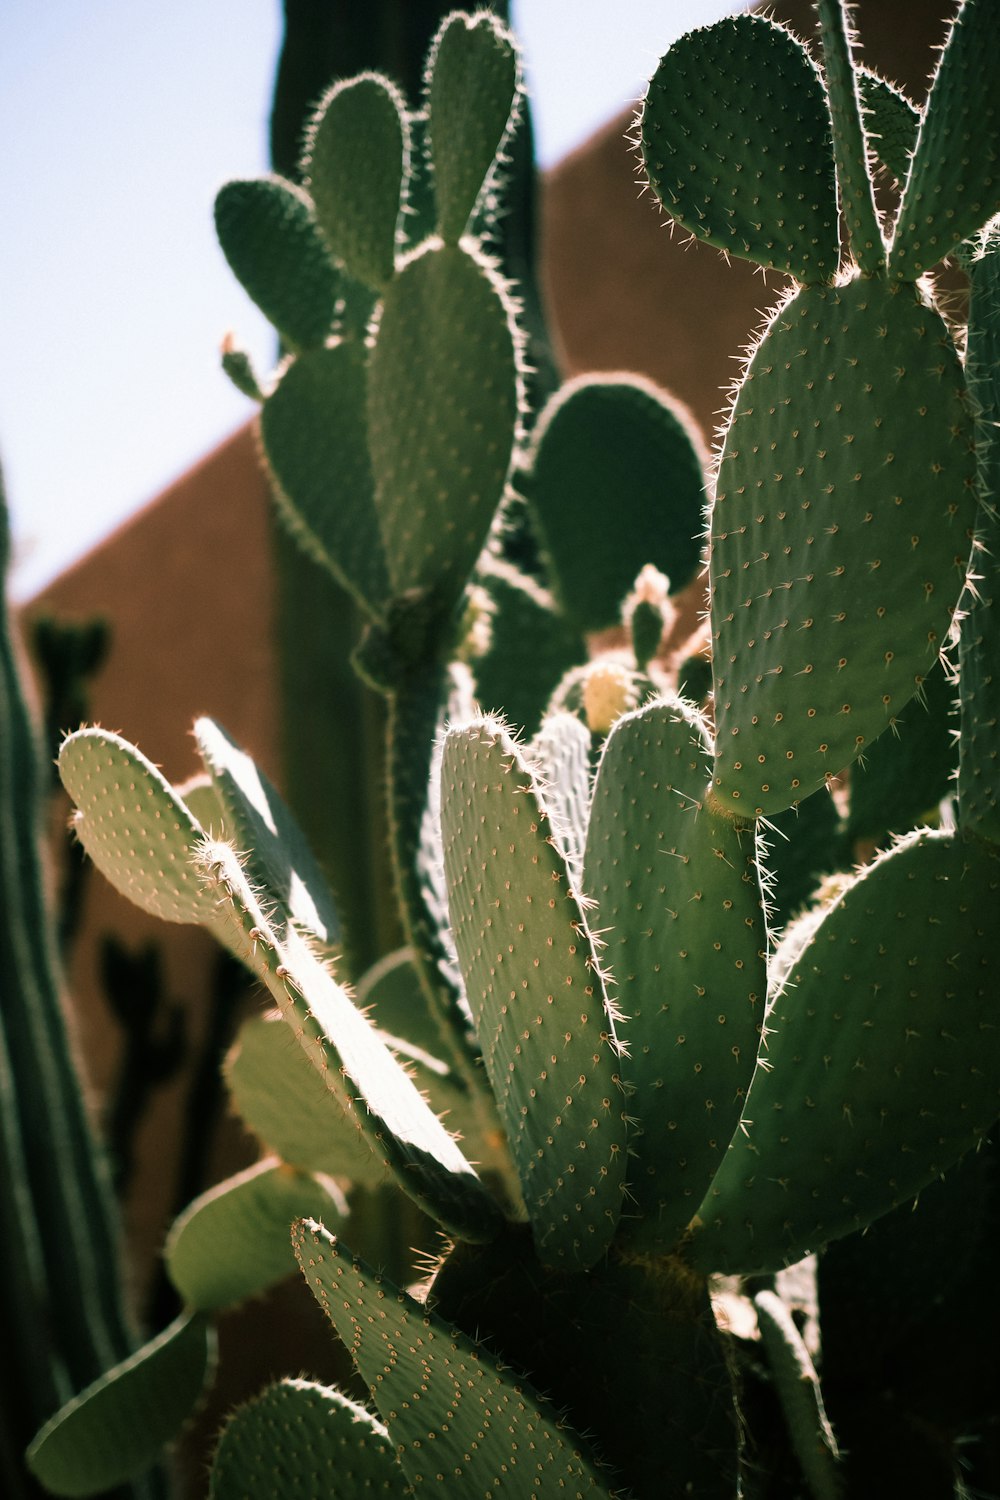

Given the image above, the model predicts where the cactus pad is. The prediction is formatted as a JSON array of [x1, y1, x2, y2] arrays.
[[441, 718, 628, 1269], [27, 1312, 215, 1497], [209, 1379, 408, 1499], [214, 177, 339, 351], [524, 375, 708, 632], [305, 73, 408, 291], [368, 241, 519, 607], [58, 728, 214, 925], [426, 10, 519, 245], [641, 15, 840, 283], [891, 0, 1000, 280], [710, 274, 976, 817], [584, 698, 767, 1250], [261, 339, 389, 617], [165, 1158, 346, 1313], [294, 1221, 614, 1498], [691, 828, 1000, 1273], [224, 1016, 386, 1185]]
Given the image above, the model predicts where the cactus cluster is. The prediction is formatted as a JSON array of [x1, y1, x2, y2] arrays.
[[18, 2, 1000, 1497]]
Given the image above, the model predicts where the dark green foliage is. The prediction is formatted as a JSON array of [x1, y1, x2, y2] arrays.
[[431, 1225, 740, 1499], [523, 374, 707, 633], [847, 657, 956, 846]]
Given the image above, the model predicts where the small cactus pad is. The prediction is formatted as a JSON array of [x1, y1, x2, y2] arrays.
[[690, 828, 1000, 1274], [214, 177, 339, 351], [209, 1379, 408, 1499], [814, 0, 884, 274], [584, 698, 767, 1250], [305, 73, 408, 291], [426, 10, 519, 245], [194, 717, 339, 946], [165, 1158, 346, 1313], [857, 69, 920, 186], [891, 0, 1000, 280], [58, 728, 214, 925], [293, 1221, 614, 1498], [224, 1016, 386, 1185], [641, 15, 839, 283], [441, 718, 628, 1269], [523, 375, 708, 632], [260, 339, 389, 616], [710, 274, 976, 817], [201, 842, 503, 1243], [367, 241, 519, 607], [27, 1312, 215, 1497], [958, 226, 1000, 840]]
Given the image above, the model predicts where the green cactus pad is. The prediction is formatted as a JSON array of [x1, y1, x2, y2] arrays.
[[891, 0, 1000, 279], [958, 226, 1000, 841], [583, 698, 767, 1250], [221, 340, 265, 402], [214, 177, 339, 351], [293, 1221, 614, 1498], [261, 339, 389, 617], [857, 70, 920, 187], [194, 717, 340, 947], [209, 1378, 408, 1499], [710, 274, 976, 817], [368, 240, 519, 607], [523, 375, 708, 632], [305, 73, 408, 291], [165, 1157, 346, 1313], [201, 841, 503, 1243], [526, 711, 592, 889], [426, 10, 519, 245], [224, 1017, 387, 1185], [641, 15, 840, 283], [815, 0, 885, 274], [690, 828, 1000, 1274], [441, 718, 628, 1269], [58, 728, 214, 925], [27, 1311, 215, 1497]]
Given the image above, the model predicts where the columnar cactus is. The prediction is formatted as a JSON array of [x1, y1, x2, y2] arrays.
[[23, 3, 1000, 1497]]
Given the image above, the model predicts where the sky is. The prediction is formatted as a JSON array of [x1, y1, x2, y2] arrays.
[[0, 1, 735, 601]]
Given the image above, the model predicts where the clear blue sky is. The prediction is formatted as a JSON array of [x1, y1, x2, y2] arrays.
[[1, 1, 735, 601]]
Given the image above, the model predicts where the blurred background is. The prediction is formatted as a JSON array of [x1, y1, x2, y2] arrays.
[[0, 0, 736, 601]]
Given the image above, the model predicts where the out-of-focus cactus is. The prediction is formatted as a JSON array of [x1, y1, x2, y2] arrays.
[[28, 3, 1000, 1496]]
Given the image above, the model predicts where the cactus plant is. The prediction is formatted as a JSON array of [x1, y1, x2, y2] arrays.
[[21, 2, 1000, 1496]]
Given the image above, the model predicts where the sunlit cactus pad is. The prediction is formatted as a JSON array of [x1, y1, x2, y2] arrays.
[[710, 275, 975, 816]]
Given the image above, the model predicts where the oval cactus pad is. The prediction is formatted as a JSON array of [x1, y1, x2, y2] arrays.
[[441, 718, 628, 1269], [584, 698, 767, 1251], [690, 828, 1000, 1273], [641, 14, 839, 284], [710, 275, 976, 817], [59, 728, 214, 925]]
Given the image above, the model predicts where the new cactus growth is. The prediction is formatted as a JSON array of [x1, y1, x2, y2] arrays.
[[21, 2, 1000, 1496]]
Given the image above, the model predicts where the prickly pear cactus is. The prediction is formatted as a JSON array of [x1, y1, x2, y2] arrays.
[[29, 4, 1000, 1499]]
